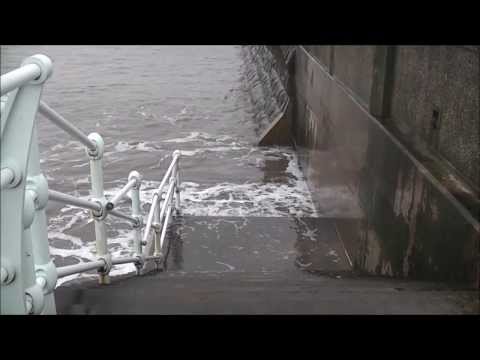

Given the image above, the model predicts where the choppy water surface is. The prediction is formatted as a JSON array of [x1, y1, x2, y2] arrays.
[[1, 46, 317, 284]]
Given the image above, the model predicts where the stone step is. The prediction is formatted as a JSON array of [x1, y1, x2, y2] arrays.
[[54, 270, 478, 314], [160, 216, 352, 274]]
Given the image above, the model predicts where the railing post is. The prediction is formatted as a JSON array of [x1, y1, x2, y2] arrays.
[[0, 95, 8, 123], [128, 171, 144, 275], [173, 150, 181, 213], [86, 132, 111, 285], [1, 55, 52, 314], [153, 191, 163, 270]]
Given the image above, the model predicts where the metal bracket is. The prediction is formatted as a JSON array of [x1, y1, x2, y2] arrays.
[[21, 55, 53, 85], [35, 260, 58, 295], [1, 161, 22, 189], [132, 215, 143, 229], [25, 283, 45, 315], [0, 259, 15, 285], [86, 132, 104, 160], [23, 189, 36, 229], [97, 253, 112, 275], [128, 170, 142, 190], [26, 174, 49, 210], [91, 199, 108, 220], [134, 254, 145, 273]]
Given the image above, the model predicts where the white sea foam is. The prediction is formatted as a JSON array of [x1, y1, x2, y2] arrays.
[[51, 143, 64, 151], [137, 151, 317, 217], [52, 219, 139, 287], [179, 181, 316, 217], [310, 185, 363, 218], [179, 149, 203, 157], [114, 141, 131, 152], [48, 193, 139, 286], [178, 146, 249, 157], [163, 132, 202, 143], [216, 261, 236, 271], [162, 132, 240, 147], [71, 162, 89, 168], [114, 141, 157, 153]]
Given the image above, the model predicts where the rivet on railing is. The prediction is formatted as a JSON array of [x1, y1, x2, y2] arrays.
[[1, 163, 22, 189], [1, 55, 184, 314], [1, 261, 16, 285]]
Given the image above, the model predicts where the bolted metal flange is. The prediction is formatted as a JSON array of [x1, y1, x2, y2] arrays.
[[1, 161, 22, 189], [35, 260, 58, 295], [0, 260, 15, 285], [86, 132, 104, 159], [21, 54, 53, 85], [132, 215, 143, 229], [128, 170, 142, 190], [23, 189, 37, 229], [26, 174, 49, 210], [25, 283, 45, 315], [134, 254, 145, 275], [97, 253, 112, 275], [91, 199, 108, 221]]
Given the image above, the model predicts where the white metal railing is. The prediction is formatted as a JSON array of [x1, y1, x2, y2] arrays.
[[0, 63, 42, 96], [38, 101, 97, 151], [0, 54, 182, 315], [140, 152, 180, 265]]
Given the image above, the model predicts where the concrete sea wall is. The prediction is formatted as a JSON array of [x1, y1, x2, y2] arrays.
[[246, 45, 480, 287]]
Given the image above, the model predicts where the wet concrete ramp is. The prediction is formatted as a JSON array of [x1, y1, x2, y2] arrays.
[[55, 270, 477, 315], [54, 216, 478, 314], [164, 216, 351, 274]]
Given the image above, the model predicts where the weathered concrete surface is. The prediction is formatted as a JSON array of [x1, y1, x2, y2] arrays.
[[242, 45, 295, 146], [162, 216, 351, 274], [295, 46, 479, 286], [55, 270, 478, 314], [246, 45, 480, 287], [297, 46, 480, 192], [240, 46, 290, 138], [332, 46, 375, 107], [258, 47, 296, 147], [258, 102, 292, 146], [388, 46, 480, 190], [303, 46, 332, 72]]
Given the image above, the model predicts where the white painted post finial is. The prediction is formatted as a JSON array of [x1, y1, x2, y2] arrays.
[[21, 54, 53, 85]]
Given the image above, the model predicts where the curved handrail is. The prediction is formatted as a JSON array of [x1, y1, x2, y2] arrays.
[[0, 55, 182, 315], [0, 63, 41, 96]]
